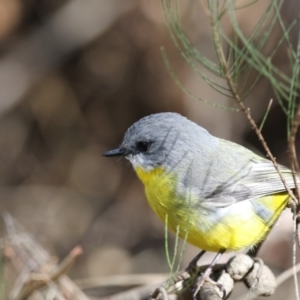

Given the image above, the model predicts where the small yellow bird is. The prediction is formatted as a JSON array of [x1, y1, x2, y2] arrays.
[[103, 112, 295, 294]]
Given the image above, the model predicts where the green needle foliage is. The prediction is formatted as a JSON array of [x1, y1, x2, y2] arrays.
[[161, 0, 300, 136]]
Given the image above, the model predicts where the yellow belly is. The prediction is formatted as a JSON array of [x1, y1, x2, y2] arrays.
[[135, 166, 289, 252]]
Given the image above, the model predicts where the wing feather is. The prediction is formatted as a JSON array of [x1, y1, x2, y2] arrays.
[[208, 159, 299, 207]]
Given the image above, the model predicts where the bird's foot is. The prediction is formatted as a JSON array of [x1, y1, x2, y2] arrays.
[[249, 257, 264, 290], [192, 270, 225, 299]]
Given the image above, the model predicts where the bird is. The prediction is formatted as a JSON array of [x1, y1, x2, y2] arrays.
[[103, 112, 296, 296]]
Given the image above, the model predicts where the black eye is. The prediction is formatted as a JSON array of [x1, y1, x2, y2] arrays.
[[136, 141, 151, 153]]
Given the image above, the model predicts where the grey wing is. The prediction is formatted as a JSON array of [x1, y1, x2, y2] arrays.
[[239, 159, 298, 198], [206, 159, 298, 208], [181, 136, 299, 208]]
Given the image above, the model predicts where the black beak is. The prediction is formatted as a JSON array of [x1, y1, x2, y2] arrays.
[[103, 148, 125, 157]]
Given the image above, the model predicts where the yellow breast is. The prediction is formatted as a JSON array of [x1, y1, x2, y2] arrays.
[[135, 166, 179, 223], [135, 166, 289, 252]]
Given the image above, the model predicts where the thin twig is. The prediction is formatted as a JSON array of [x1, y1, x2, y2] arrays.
[[75, 274, 168, 290], [15, 246, 83, 300], [293, 215, 300, 300], [200, 0, 298, 204], [3, 213, 89, 300], [276, 261, 300, 286], [288, 102, 300, 201], [289, 102, 300, 300]]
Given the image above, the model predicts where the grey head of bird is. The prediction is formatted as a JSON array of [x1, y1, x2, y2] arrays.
[[103, 112, 217, 173]]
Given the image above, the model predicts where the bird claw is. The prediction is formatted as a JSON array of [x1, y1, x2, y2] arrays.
[[192, 274, 225, 300]]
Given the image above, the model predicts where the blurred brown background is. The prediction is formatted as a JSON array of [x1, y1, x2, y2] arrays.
[[0, 0, 299, 299]]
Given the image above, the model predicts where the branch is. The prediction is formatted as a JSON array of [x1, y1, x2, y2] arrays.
[[200, 0, 298, 205], [14, 246, 83, 300]]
